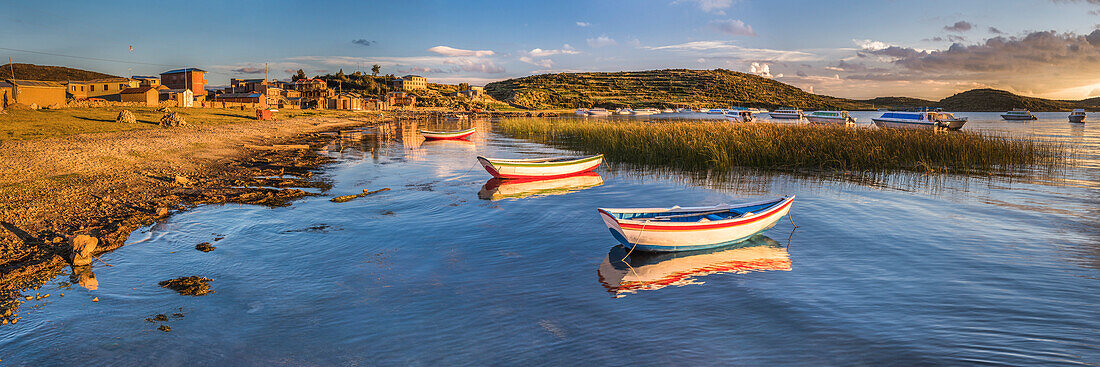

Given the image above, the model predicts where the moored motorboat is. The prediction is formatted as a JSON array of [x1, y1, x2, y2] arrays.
[[805, 111, 856, 125], [1069, 109, 1086, 123], [1001, 109, 1037, 121], [477, 154, 604, 179], [872, 111, 967, 130], [587, 108, 611, 116], [598, 235, 791, 297], [769, 108, 803, 119], [724, 111, 755, 122], [632, 108, 660, 115], [597, 196, 795, 252], [575, 109, 589, 116], [615, 108, 634, 115], [418, 127, 476, 140], [661, 108, 675, 113], [478, 172, 604, 201], [706, 108, 726, 114]]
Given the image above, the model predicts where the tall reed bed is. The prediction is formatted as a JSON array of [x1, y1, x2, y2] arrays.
[[498, 118, 1068, 173]]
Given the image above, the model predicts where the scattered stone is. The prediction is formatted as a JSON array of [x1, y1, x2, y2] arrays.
[[158, 325, 171, 332], [69, 235, 99, 266], [145, 314, 169, 322], [116, 110, 136, 123], [173, 175, 192, 186], [158, 276, 213, 296], [331, 188, 390, 203], [159, 112, 186, 127], [195, 242, 215, 252], [92, 297, 99, 302], [155, 106, 172, 113], [156, 207, 169, 217], [28, 103, 38, 110]]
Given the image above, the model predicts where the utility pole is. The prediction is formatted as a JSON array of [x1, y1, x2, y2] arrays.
[[8, 57, 14, 79]]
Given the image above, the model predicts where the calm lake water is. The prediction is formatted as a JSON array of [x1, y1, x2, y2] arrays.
[[2, 112, 1099, 366]]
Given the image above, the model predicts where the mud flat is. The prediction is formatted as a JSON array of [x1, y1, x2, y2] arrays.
[[0, 112, 385, 323]]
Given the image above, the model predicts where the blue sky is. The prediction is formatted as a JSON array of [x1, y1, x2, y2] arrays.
[[3, 0, 1100, 99]]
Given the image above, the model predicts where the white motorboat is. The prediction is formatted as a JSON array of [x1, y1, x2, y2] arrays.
[[805, 111, 856, 125], [769, 109, 803, 119], [1001, 109, 1037, 121], [632, 108, 660, 116], [615, 108, 634, 115], [724, 111, 755, 122], [587, 108, 611, 116], [706, 109, 727, 114], [575, 109, 589, 116], [1069, 109, 1086, 123], [872, 111, 967, 130]]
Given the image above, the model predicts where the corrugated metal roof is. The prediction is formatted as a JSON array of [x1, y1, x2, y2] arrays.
[[161, 68, 206, 75], [0, 81, 12, 88], [121, 86, 157, 94], [69, 77, 133, 84], [6, 79, 65, 87], [215, 92, 262, 98]]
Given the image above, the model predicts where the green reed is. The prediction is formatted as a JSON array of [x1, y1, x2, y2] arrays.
[[497, 118, 1069, 173]]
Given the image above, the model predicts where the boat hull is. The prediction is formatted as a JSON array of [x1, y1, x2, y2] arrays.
[[598, 197, 794, 252], [419, 128, 476, 140], [872, 118, 967, 130], [806, 117, 850, 125], [769, 113, 802, 119], [1070, 115, 1086, 123], [1001, 115, 1037, 121], [477, 155, 603, 179]]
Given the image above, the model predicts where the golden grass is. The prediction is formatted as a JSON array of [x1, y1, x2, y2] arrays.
[[0, 107, 358, 141], [498, 118, 1069, 173]]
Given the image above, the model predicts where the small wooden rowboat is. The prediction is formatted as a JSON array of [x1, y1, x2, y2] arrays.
[[597, 196, 794, 252], [477, 154, 603, 179], [418, 127, 476, 140]]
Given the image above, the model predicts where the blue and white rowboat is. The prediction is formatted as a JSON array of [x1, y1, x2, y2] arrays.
[[597, 196, 795, 252]]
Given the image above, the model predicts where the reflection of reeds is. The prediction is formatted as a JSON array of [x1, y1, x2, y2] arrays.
[[498, 118, 1069, 174]]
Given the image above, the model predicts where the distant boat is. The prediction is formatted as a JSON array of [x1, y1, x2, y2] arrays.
[[615, 108, 634, 115], [632, 108, 660, 115], [724, 111, 755, 122], [597, 196, 795, 252], [769, 109, 803, 119], [587, 108, 611, 116], [805, 111, 856, 125], [575, 109, 589, 116], [661, 108, 674, 113], [1001, 109, 1037, 121], [1069, 109, 1086, 123], [477, 154, 604, 179], [478, 172, 603, 201], [419, 127, 476, 140], [675, 108, 691, 113], [872, 111, 967, 130], [443, 114, 468, 121], [706, 109, 726, 114], [598, 235, 791, 297]]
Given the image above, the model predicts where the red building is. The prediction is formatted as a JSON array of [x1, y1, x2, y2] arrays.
[[159, 68, 207, 102]]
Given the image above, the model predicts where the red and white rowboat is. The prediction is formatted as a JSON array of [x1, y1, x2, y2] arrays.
[[418, 127, 476, 140], [477, 154, 603, 179], [597, 196, 795, 252]]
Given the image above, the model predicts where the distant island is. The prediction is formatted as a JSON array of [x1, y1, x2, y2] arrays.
[[485, 69, 1100, 112]]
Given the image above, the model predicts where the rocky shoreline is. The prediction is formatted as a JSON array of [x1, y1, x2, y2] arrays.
[[0, 114, 385, 325]]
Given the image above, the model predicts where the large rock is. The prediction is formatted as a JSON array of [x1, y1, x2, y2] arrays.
[[159, 112, 186, 127], [70, 235, 98, 266], [116, 110, 136, 123]]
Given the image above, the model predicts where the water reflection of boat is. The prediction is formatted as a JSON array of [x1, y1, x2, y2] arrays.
[[598, 196, 794, 252], [598, 235, 791, 297], [478, 172, 603, 200]]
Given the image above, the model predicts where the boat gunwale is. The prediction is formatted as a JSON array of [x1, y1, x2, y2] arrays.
[[479, 154, 603, 167], [598, 196, 792, 226], [418, 127, 477, 136]]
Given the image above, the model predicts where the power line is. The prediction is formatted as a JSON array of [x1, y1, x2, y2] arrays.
[[0, 46, 181, 68]]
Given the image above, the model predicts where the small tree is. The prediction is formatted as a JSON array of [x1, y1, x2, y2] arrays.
[[371, 64, 381, 76], [458, 82, 470, 91], [293, 69, 306, 81]]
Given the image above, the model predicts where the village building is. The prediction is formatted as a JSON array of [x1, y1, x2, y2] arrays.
[[365, 98, 383, 110], [6, 79, 66, 107], [461, 86, 485, 98], [293, 78, 334, 108], [131, 76, 161, 87], [385, 91, 416, 108], [326, 92, 363, 110], [120, 86, 159, 107], [159, 68, 207, 102], [67, 78, 140, 100], [160, 89, 194, 107], [213, 92, 268, 108], [391, 75, 427, 91]]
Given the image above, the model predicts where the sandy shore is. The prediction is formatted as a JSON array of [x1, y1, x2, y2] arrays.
[[0, 113, 383, 322]]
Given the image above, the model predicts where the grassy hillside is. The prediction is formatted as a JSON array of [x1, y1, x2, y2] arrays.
[[0, 63, 118, 81], [485, 69, 875, 110], [937, 89, 1079, 112], [858, 97, 936, 109]]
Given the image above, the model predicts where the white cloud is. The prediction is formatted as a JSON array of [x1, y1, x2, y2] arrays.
[[587, 35, 616, 48], [711, 19, 756, 36], [697, 58, 707, 63], [750, 62, 773, 78], [525, 45, 580, 57], [576, 21, 590, 27], [519, 57, 554, 68], [645, 41, 818, 62], [427, 46, 496, 57], [443, 58, 505, 73], [852, 39, 892, 51]]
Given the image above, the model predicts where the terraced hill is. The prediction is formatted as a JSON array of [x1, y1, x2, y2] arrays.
[[0, 63, 118, 81], [936, 89, 1080, 112], [484, 69, 874, 110]]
